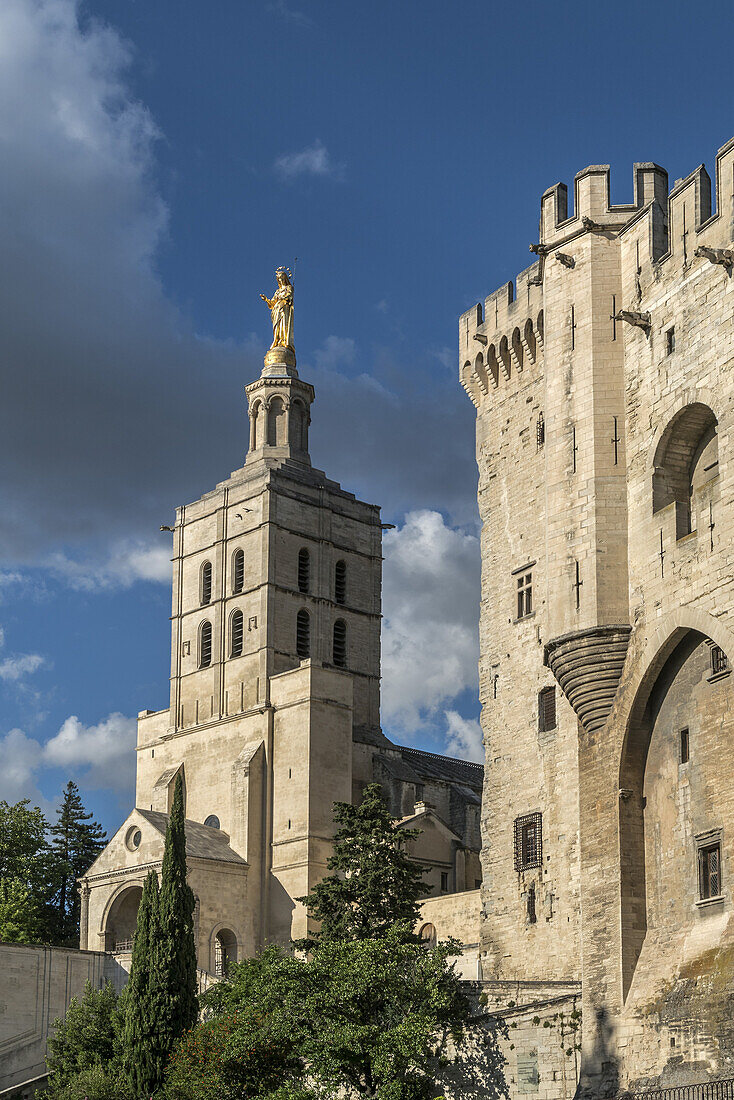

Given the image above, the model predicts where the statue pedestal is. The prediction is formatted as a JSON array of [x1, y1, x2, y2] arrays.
[[263, 345, 297, 377]]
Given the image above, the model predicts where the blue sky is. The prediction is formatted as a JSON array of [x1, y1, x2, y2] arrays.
[[1, 0, 733, 835]]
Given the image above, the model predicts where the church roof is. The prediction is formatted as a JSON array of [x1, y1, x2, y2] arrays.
[[136, 809, 248, 866], [396, 746, 484, 793]]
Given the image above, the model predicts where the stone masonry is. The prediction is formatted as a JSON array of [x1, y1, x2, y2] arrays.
[[460, 137, 734, 1094]]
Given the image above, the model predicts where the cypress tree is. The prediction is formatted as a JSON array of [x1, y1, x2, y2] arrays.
[[157, 773, 198, 1043], [123, 869, 162, 1096]]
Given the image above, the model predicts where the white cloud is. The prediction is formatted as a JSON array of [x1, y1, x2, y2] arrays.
[[0, 653, 45, 681], [43, 712, 137, 791], [274, 139, 344, 181], [444, 710, 483, 763], [381, 511, 480, 735], [313, 335, 357, 370], [47, 539, 171, 591], [0, 728, 45, 805]]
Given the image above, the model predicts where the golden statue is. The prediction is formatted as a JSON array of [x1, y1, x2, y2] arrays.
[[260, 267, 294, 351]]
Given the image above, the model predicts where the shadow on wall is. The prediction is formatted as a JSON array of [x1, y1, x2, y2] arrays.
[[580, 1007, 620, 1100], [433, 1007, 508, 1100]]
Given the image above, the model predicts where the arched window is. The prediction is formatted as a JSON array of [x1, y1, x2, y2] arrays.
[[290, 400, 308, 451], [298, 548, 310, 594], [267, 397, 286, 446], [230, 609, 244, 658], [232, 548, 245, 594], [204, 814, 220, 830], [250, 400, 262, 450], [214, 928, 237, 977], [199, 620, 212, 668], [652, 404, 718, 539], [419, 923, 437, 948], [335, 560, 347, 605], [200, 561, 212, 605], [333, 619, 347, 668], [296, 609, 310, 659]]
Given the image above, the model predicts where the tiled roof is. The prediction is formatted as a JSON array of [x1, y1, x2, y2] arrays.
[[397, 746, 484, 791], [136, 809, 248, 866]]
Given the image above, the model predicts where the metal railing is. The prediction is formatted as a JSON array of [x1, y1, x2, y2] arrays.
[[634, 1079, 734, 1100], [113, 939, 133, 952]]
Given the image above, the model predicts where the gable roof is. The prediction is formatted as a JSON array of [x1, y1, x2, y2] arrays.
[[135, 809, 248, 865]]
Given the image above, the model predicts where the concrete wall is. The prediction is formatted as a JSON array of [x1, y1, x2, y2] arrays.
[[0, 943, 127, 1093]]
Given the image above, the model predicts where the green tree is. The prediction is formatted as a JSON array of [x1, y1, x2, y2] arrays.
[[157, 773, 198, 1039], [0, 877, 42, 942], [0, 798, 54, 938], [123, 869, 164, 1096], [48, 781, 106, 944], [297, 782, 429, 946], [45, 980, 128, 1098]]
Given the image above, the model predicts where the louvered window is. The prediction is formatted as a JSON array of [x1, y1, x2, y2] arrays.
[[333, 619, 347, 668], [538, 687, 557, 732], [298, 548, 310, 594], [335, 560, 347, 605], [296, 609, 310, 659], [514, 812, 542, 872], [699, 843, 721, 900], [233, 549, 245, 594], [199, 621, 212, 668], [200, 561, 212, 605], [230, 609, 244, 658]]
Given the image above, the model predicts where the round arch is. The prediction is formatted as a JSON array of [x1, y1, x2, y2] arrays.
[[615, 607, 734, 1000], [209, 923, 241, 976], [102, 880, 146, 953]]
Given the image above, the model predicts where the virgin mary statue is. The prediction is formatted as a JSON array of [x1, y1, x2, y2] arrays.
[[260, 267, 294, 351]]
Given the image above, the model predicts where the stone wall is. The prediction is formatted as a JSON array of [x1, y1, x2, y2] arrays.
[[0, 943, 127, 1093]]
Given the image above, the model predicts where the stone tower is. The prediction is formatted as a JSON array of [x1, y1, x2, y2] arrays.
[[460, 137, 734, 1092]]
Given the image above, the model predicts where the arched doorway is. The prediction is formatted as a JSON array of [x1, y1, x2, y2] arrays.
[[419, 923, 437, 948], [213, 928, 237, 977], [105, 884, 143, 953], [619, 629, 733, 999]]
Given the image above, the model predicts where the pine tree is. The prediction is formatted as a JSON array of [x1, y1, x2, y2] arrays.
[[123, 870, 163, 1096], [48, 782, 106, 944], [298, 782, 429, 947], [156, 773, 198, 1047]]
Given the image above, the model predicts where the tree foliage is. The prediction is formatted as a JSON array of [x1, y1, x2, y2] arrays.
[[45, 980, 127, 1098], [47, 780, 106, 944], [123, 870, 164, 1095], [157, 773, 198, 1037], [297, 782, 428, 946], [0, 877, 42, 942]]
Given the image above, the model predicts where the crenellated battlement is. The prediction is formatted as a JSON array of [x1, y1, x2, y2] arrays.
[[619, 136, 734, 274], [540, 161, 668, 247]]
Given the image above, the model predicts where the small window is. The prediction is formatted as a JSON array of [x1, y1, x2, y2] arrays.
[[333, 619, 347, 668], [536, 412, 545, 448], [298, 548, 310, 594], [514, 812, 542, 872], [666, 327, 676, 355], [538, 687, 556, 732], [711, 645, 729, 676], [125, 826, 142, 851], [296, 609, 310, 659], [230, 609, 244, 658], [680, 727, 690, 765], [517, 573, 533, 619], [699, 842, 722, 900], [335, 560, 347, 604], [232, 549, 245, 594], [527, 882, 537, 924], [199, 620, 212, 668], [204, 815, 220, 830], [440, 872, 449, 892], [200, 561, 212, 605]]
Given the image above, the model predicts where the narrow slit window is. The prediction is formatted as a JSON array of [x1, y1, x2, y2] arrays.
[[232, 549, 245, 594], [296, 609, 310, 659], [698, 842, 721, 900], [335, 560, 347, 605], [527, 882, 537, 924], [333, 619, 347, 667], [440, 872, 449, 892], [680, 727, 690, 765], [230, 609, 244, 658], [516, 573, 533, 619], [538, 687, 557, 732], [666, 327, 676, 355], [536, 412, 545, 449], [199, 620, 212, 668], [298, 548, 310, 594], [200, 561, 212, 605]]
